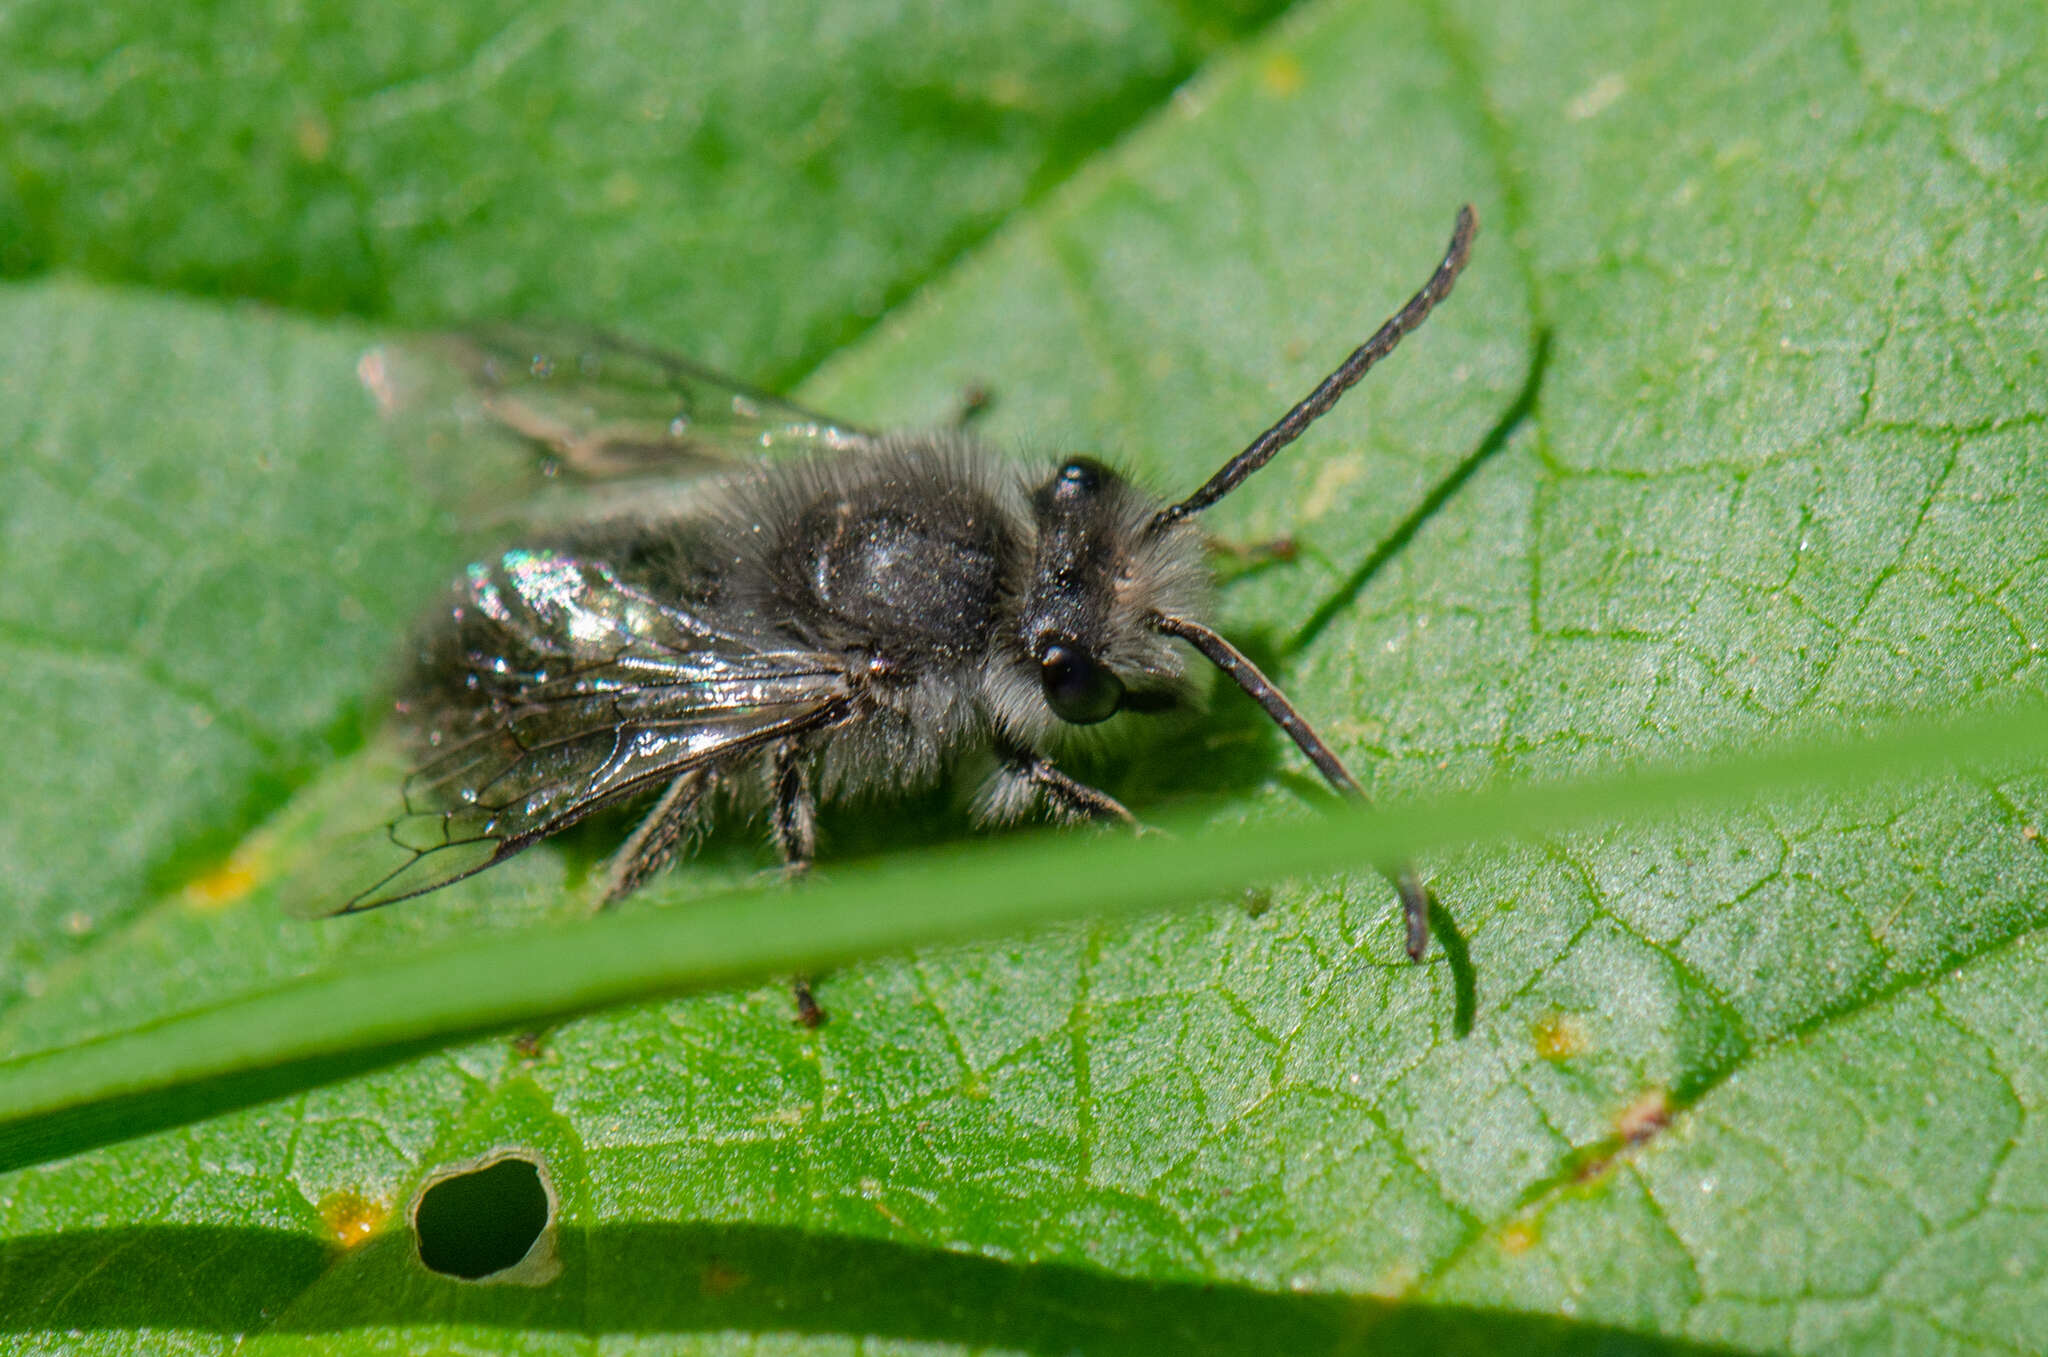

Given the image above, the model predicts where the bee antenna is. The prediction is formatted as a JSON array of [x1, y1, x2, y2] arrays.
[[1146, 204, 1478, 538], [1151, 611, 1435, 959]]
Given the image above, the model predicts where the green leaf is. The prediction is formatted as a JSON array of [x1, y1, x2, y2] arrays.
[[0, 0, 1287, 379], [5, 1, 2048, 1355]]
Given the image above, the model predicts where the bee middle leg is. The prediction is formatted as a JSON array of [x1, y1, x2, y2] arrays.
[[769, 739, 827, 1027], [600, 768, 712, 906], [770, 738, 818, 873]]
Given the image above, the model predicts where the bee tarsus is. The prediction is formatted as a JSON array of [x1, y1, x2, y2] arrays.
[[792, 976, 826, 1029], [1396, 868, 1434, 962]]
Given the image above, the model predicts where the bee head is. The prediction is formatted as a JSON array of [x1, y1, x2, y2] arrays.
[[993, 209, 1475, 805], [1011, 456, 1208, 729]]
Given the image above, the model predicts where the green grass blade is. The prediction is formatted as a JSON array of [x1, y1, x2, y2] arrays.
[[4, 698, 2041, 1174]]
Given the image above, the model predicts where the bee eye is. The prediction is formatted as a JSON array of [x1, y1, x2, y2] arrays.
[[1057, 458, 1103, 490], [1038, 642, 1124, 725]]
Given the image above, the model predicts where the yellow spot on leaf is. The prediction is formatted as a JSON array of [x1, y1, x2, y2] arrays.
[[1301, 455, 1364, 521], [986, 71, 1031, 108], [1566, 73, 1627, 121], [602, 171, 641, 208], [1499, 1218, 1541, 1254], [184, 850, 267, 909], [319, 1190, 388, 1249], [295, 113, 333, 162], [1532, 1012, 1588, 1061], [1365, 1263, 1420, 1297], [1260, 51, 1304, 97]]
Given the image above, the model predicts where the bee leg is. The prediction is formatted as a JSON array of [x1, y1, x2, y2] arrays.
[[600, 769, 712, 907], [770, 738, 819, 869], [1395, 866, 1433, 962], [1002, 747, 1139, 828], [770, 740, 827, 1028]]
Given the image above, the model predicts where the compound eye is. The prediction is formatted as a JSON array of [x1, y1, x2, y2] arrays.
[[1057, 458, 1103, 489], [1039, 642, 1124, 725], [1048, 457, 1107, 500]]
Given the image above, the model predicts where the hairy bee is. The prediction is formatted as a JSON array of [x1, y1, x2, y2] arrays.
[[346, 208, 1477, 1019]]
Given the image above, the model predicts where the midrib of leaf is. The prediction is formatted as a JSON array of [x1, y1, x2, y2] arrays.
[[774, 0, 1335, 393], [0, 0, 1304, 387]]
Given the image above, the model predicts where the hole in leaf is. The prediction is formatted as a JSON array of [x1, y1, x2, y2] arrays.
[[410, 1152, 555, 1283]]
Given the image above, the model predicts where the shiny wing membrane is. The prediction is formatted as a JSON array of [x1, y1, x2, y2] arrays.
[[358, 324, 874, 511], [334, 549, 854, 913]]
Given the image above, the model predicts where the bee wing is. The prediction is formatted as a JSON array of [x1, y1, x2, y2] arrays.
[[330, 550, 854, 913], [359, 323, 874, 489]]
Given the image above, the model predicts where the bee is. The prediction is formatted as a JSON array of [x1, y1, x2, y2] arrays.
[[345, 207, 1477, 1020]]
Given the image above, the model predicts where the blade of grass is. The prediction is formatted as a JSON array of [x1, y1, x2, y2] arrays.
[[3, 697, 2045, 1173]]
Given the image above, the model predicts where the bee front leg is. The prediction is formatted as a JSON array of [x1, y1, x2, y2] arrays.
[[984, 744, 1138, 828], [769, 739, 827, 1028]]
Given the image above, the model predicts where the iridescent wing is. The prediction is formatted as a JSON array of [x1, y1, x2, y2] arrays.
[[333, 549, 855, 913], [358, 323, 874, 487]]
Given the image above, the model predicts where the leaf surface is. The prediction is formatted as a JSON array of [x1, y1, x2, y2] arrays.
[[3, 0, 2047, 1353]]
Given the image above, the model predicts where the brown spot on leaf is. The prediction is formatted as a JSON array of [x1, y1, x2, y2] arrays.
[[701, 1259, 749, 1296], [1618, 1088, 1671, 1144]]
